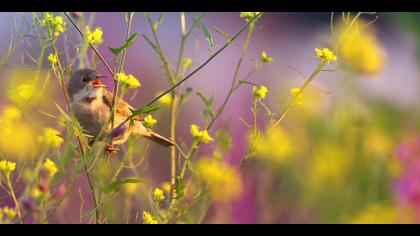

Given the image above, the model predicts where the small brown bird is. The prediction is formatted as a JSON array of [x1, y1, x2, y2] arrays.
[[67, 69, 174, 152]]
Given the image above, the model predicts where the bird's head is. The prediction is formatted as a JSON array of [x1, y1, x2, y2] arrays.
[[67, 69, 107, 99]]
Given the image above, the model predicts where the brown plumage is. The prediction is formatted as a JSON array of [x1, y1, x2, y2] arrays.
[[66, 68, 174, 148]]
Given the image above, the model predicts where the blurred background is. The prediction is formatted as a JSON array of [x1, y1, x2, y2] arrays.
[[1, 12, 420, 223]]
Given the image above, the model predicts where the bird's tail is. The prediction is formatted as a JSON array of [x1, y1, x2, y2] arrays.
[[144, 131, 174, 147]]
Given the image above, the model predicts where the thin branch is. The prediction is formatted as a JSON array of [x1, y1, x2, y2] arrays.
[[63, 12, 114, 76], [144, 13, 262, 107]]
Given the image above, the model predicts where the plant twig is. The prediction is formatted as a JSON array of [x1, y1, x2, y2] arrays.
[[46, 18, 99, 223], [63, 12, 114, 76], [144, 13, 262, 107]]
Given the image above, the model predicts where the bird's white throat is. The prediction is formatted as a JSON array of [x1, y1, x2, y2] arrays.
[[72, 87, 104, 109]]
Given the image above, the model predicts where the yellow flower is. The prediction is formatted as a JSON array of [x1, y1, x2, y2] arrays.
[[252, 85, 268, 100], [338, 23, 385, 75], [2, 206, 17, 220], [48, 53, 58, 66], [43, 13, 66, 37], [43, 158, 58, 177], [2, 106, 21, 122], [38, 128, 63, 148], [190, 124, 213, 144], [8, 82, 37, 107], [182, 58, 192, 71], [315, 48, 337, 64], [0, 106, 37, 160], [142, 211, 158, 224], [116, 73, 141, 89], [161, 182, 171, 194], [349, 204, 399, 224], [153, 188, 165, 203], [142, 114, 157, 129], [307, 142, 350, 191], [31, 187, 43, 199], [196, 159, 242, 203], [290, 87, 303, 105], [261, 51, 273, 63], [157, 92, 173, 106], [123, 182, 139, 195], [85, 26, 104, 45], [240, 12, 262, 22], [248, 127, 292, 165], [0, 160, 16, 176]]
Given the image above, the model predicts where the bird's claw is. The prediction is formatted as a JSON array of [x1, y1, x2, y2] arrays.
[[105, 143, 119, 154]]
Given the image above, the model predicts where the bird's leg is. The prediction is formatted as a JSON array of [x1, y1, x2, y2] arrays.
[[105, 142, 119, 154]]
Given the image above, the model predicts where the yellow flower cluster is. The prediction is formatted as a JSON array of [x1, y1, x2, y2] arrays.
[[48, 53, 58, 66], [142, 211, 158, 224], [161, 182, 171, 194], [307, 142, 350, 191], [196, 159, 242, 203], [252, 85, 268, 100], [338, 24, 385, 75], [0, 206, 17, 222], [190, 124, 213, 144], [84, 26, 104, 45], [261, 51, 273, 63], [290, 87, 303, 105], [0, 160, 16, 176], [116, 73, 141, 89], [43, 158, 58, 177], [8, 82, 36, 107], [349, 204, 399, 224], [0, 106, 37, 160], [315, 48, 337, 64], [37, 128, 63, 148], [31, 187, 43, 199], [240, 12, 262, 22], [142, 114, 157, 129], [43, 12, 65, 37], [153, 188, 165, 203], [248, 127, 292, 165]]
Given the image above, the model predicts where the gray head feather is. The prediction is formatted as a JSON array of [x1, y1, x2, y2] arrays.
[[67, 69, 99, 100]]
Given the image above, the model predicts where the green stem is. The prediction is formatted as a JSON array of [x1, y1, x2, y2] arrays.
[[207, 22, 255, 130], [270, 61, 326, 131], [144, 13, 261, 107], [45, 20, 99, 223], [6, 177, 23, 224]]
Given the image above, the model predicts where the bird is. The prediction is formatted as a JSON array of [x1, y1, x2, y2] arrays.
[[66, 68, 174, 153]]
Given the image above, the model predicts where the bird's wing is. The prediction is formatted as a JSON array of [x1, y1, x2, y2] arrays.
[[102, 89, 142, 121]]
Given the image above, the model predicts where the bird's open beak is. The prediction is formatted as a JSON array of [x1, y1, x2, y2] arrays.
[[91, 75, 107, 88]]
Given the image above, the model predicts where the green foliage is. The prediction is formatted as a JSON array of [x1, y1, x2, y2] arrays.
[[108, 32, 138, 56]]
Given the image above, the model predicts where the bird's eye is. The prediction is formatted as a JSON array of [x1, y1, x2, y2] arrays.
[[82, 77, 89, 82]]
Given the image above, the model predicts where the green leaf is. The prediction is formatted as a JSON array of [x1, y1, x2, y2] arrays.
[[213, 26, 231, 43], [129, 104, 160, 116], [196, 92, 215, 119], [108, 32, 138, 56], [200, 20, 213, 50], [54, 103, 71, 122], [120, 104, 160, 127], [82, 202, 104, 219], [179, 87, 193, 104], [101, 178, 141, 194]]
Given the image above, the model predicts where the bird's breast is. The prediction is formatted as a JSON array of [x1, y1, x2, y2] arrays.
[[71, 88, 109, 137]]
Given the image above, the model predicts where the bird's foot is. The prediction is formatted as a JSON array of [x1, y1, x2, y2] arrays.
[[105, 143, 119, 154]]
